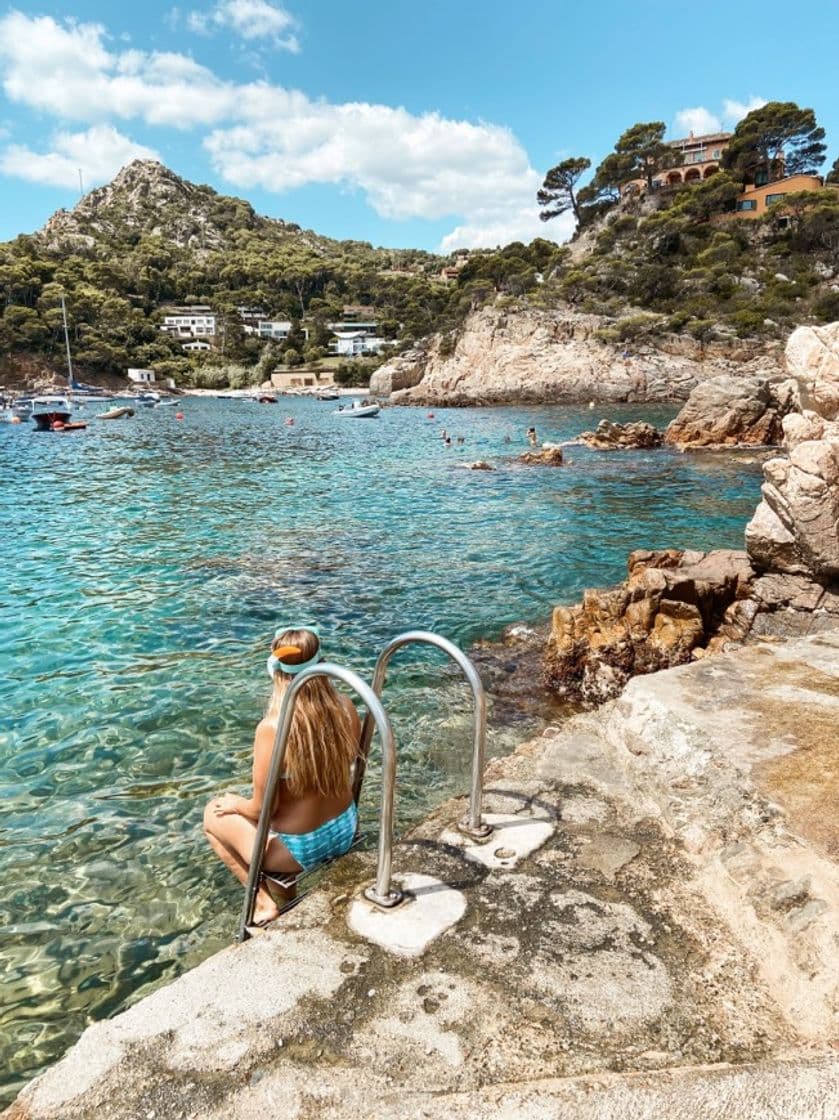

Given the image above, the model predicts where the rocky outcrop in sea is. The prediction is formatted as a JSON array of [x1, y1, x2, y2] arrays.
[[664, 375, 797, 450], [541, 321, 839, 704]]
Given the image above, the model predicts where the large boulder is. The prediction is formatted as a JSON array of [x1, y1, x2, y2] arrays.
[[745, 439, 839, 581], [664, 376, 797, 450], [781, 410, 839, 449], [785, 321, 839, 420], [544, 549, 754, 704], [576, 419, 663, 450], [369, 348, 427, 395]]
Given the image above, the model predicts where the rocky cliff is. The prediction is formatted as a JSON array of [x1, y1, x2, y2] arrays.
[[541, 320, 839, 704], [371, 306, 781, 406], [746, 323, 839, 583]]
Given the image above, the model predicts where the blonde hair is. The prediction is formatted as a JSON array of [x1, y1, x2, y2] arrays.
[[266, 628, 358, 799]]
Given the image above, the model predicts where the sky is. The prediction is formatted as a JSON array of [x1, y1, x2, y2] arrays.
[[0, 0, 837, 252]]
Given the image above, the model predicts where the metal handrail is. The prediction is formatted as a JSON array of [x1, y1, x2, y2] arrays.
[[236, 663, 401, 942], [356, 630, 492, 840]]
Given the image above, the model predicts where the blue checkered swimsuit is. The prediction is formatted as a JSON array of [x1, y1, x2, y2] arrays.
[[270, 801, 358, 872]]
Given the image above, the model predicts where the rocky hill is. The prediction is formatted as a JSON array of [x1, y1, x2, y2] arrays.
[[0, 160, 449, 386], [37, 160, 331, 255]]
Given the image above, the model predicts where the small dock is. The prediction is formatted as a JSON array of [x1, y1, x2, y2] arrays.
[[7, 631, 838, 1120]]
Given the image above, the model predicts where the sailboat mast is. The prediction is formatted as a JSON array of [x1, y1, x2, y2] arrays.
[[60, 293, 75, 388]]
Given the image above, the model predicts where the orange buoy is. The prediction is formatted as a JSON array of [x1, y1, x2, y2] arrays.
[[10, 416, 21, 424], [175, 411, 185, 420], [284, 417, 295, 425]]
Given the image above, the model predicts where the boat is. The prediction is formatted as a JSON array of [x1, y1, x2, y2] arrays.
[[30, 395, 77, 431], [258, 394, 278, 404], [315, 390, 340, 401], [26, 297, 88, 430], [334, 399, 380, 418], [97, 406, 135, 420], [133, 390, 160, 406]]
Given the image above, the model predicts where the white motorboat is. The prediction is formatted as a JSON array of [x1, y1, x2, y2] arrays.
[[30, 395, 76, 430], [133, 390, 161, 406], [334, 399, 380, 418]]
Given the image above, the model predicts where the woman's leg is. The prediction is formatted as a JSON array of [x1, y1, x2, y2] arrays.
[[203, 802, 300, 924]]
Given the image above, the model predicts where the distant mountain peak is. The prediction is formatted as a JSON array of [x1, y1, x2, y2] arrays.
[[37, 159, 306, 253]]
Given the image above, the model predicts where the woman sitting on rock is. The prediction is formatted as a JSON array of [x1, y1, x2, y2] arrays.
[[204, 624, 361, 926]]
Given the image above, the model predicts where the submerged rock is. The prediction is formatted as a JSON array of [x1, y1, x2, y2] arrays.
[[664, 375, 797, 450], [576, 419, 663, 450]]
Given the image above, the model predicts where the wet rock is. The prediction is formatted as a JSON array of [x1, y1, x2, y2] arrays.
[[785, 320, 839, 420], [576, 419, 663, 450], [519, 446, 564, 466], [544, 549, 755, 704], [463, 460, 494, 471], [664, 376, 797, 450]]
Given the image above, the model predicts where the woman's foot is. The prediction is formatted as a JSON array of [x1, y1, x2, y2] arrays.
[[252, 888, 280, 926]]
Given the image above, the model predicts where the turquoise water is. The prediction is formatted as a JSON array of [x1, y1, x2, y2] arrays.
[[0, 397, 762, 1098]]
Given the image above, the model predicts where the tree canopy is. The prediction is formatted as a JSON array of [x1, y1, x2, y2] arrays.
[[537, 157, 591, 223], [722, 101, 827, 184]]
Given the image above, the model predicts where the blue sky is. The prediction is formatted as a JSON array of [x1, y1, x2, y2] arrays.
[[0, 0, 837, 251]]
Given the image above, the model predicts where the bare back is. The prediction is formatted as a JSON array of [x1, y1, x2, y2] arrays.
[[253, 693, 360, 834]]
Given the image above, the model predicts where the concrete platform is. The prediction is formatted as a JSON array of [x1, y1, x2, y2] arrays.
[[5, 632, 838, 1120]]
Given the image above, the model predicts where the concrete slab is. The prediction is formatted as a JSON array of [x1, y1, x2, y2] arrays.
[[439, 811, 555, 870], [345, 872, 466, 957]]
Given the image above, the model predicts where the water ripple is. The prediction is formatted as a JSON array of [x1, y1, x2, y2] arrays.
[[0, 398, 761, 1099]]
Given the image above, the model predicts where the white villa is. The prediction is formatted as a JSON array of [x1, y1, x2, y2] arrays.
[[160, 306, 217, 339], [158, 303, 388, 358], [244, 320, 310, 342]]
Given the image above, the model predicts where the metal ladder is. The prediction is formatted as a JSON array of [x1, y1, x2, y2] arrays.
[[236, 632, 490, 942]]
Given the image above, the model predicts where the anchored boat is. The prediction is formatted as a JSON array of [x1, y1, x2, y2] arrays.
[[335, 399, 380, 418]]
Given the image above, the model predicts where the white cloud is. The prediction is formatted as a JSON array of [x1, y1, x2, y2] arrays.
[[722, 96, 767, 124], [0, 12, 238, 127], [188, 1, 299, 50], [440, 205, 575, 253], [674, 106, 722, 136], [0, 10, 568, 250], [0, 124, 159, 189], [673, 97, 769, 139]]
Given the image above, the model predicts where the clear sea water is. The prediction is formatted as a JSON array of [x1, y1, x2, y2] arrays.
[[0, 396, 762, 1099]]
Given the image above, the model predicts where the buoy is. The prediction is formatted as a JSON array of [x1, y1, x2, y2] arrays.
[[175, 411, 185, 420], [427, 412, 435, 420], [284, 417, 295, 425], [10, 416, 21, 424], [51, 420, 65, 430]]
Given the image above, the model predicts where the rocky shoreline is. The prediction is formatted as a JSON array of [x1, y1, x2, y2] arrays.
[[370, 305, 782, 406], [470, 321, 839, 707]]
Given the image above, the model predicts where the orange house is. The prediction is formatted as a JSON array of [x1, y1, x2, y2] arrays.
[[728, 174, 831, 218], [623, 131, 732, 196]]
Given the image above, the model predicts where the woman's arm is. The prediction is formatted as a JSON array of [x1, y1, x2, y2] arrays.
[[211, 720, 275, 821]]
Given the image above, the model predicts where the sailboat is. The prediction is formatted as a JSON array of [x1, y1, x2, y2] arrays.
[[30, 295, 85, 431]]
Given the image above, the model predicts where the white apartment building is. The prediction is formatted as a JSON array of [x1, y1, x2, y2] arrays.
[[160, 306, 217, 338], [330, 330, 387, 356], [246, 321, 310, 342]]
